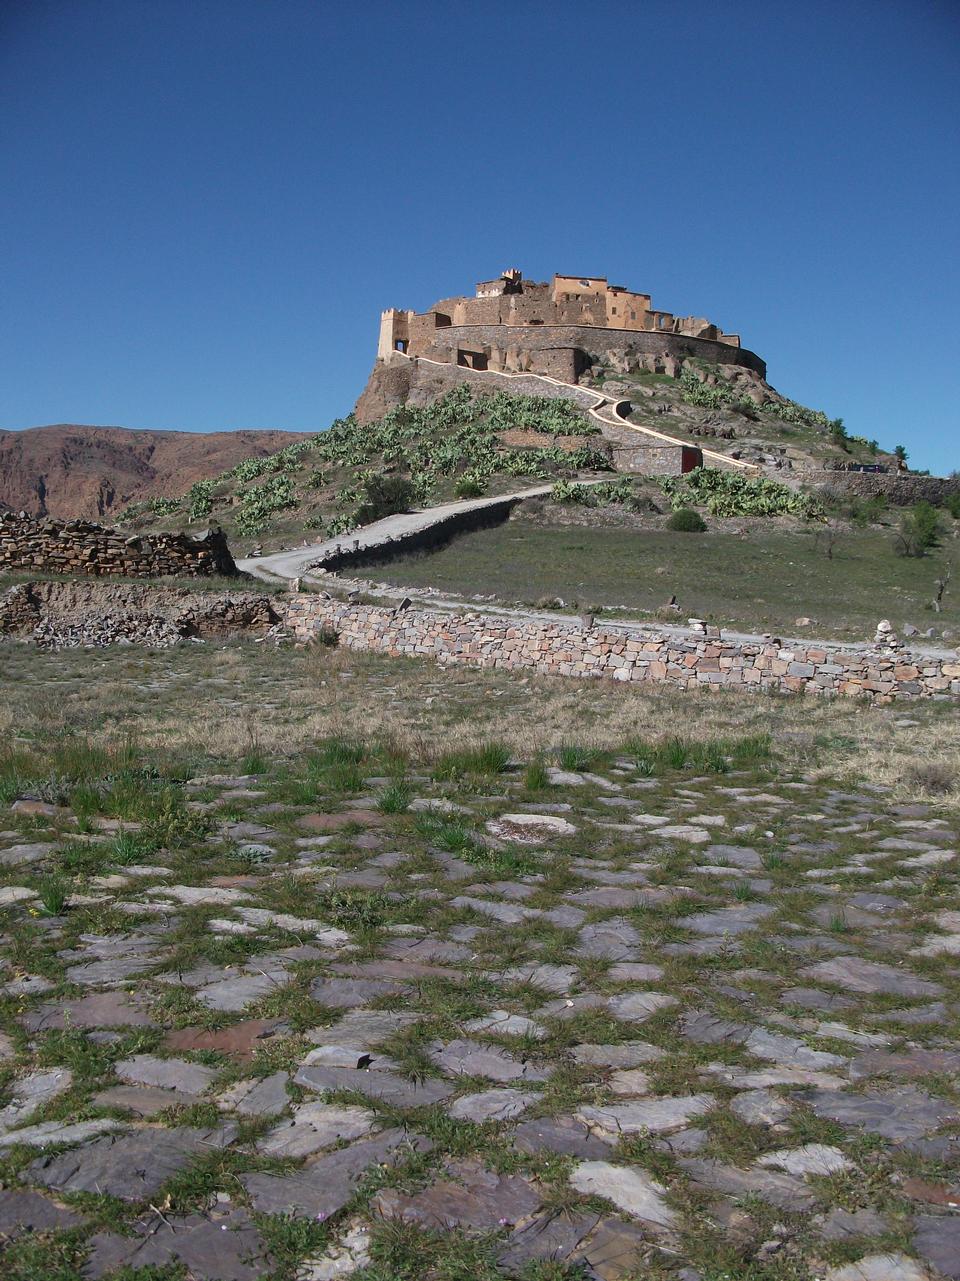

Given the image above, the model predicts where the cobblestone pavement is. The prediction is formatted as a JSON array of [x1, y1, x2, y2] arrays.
[[2, 741, 960, 1279]]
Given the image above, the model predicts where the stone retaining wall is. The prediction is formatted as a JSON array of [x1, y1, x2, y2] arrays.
[[421, 324, 768, 378], [808, 472, 960, 506], [315, 497, 531, 573], [283, 598, 960, 701], [0, 512, 237, 578]]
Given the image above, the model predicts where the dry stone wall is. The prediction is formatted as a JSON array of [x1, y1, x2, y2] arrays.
[[808, 472, 960, 506], [283, 598, 960, 702], [0, 512, 237, 578]]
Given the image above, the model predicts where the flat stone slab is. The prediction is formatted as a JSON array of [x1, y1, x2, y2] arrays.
[[497, 1211, 600, 1271], [800, 956, 944, 999], [498, 963, 579, 993], [703, 843, 764, 869], [0, 1118, 125, 1149], [0, 1188, 82, 1238], [512, 1115, 614, 1160], [606, 991, 679, 1022], [115, 1054, 217, 1095], [849, 1048, 960, 1081], [0, 842, 59, 867], [93, 1085, 191, 1117], [194, 968, 291, 1011], [257, 1102, 374, 1157], [429, 1038, 550, 1082], [373, 1156, 542, 1230], [579, 1093, 716, 1137], [242, 1128, 431, 1218], [305, 1008, 422, 1049], [572, 1042, 666, 1069], [449, 1088, 537, 1123], [293, 1064, 455, 1107], [26, 1126, 228, 1200], [569, 1160, 676, 1231], [0, 1067, 73, 1131], [802, 1086, 959, 1140], [217, 1071, 290, 1117], [730, 1088, 793, 1126], [679, 1157, 816, 1211], [462, 1010, 547, 1039], [913, 1215, 960, 1280], [756, 1143, 852, 1176], [683, 903, 776, 935], [309, 976, 410, 1008], [163, 1017, 289, 1062], [824, 1255, 934, 1281], [84, 1207, 271, 1281], [575, 919, 641, 960]]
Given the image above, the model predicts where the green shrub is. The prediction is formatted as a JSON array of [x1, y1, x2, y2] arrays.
[[895, 501, 942, 558], [454, 476, 486, 499], [354, 474, 417, 525], [666, 507, 707, 532]]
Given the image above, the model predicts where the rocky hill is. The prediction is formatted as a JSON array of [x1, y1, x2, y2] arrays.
[[0, 424, 312, 520], [116, 358, 914, 556]]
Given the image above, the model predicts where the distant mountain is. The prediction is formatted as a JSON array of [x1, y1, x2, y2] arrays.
[[0, 424, 313, 521]]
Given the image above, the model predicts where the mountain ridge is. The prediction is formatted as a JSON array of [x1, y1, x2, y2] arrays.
[[0, 423, 313, 520]]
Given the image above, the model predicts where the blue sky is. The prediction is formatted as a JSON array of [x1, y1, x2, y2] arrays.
[[2, 0, 958, 473]]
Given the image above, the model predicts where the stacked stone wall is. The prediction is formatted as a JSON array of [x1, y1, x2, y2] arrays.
[[808, 472, 960, 507], [0, 512, 237, 578], [283, 598, 960, 702]]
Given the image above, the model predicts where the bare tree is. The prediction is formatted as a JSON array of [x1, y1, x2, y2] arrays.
[[814, 517, 844, 561], [933, 565, 951, 613]]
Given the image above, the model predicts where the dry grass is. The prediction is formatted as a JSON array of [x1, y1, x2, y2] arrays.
[[2, 638, 958, 809]]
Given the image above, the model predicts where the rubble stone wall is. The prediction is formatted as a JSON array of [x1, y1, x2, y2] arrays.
[[808, 472, 960, 506], [283, 598, 960, 702], [0, 512, 237, 578], [0, 580, 278, 649]]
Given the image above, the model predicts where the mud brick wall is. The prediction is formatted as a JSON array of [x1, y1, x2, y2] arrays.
[[283, 598, 960, 702], [0, 512, 237, 578]]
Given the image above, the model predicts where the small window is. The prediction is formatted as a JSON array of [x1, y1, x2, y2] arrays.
[[611, 306, 617, 315]]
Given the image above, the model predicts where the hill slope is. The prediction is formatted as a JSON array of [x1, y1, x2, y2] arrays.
[[0, 424, 312, 520]]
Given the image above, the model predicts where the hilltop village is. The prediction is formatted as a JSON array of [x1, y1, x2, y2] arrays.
[[375, 268, 763, 385]]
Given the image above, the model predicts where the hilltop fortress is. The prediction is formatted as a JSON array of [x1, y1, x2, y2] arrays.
[[375, 268, 765, 384]]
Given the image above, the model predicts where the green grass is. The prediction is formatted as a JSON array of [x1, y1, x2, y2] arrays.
[[368, 516, 960, 638]]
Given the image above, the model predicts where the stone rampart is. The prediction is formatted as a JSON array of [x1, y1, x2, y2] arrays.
[[808, 472, 960, 507], [283, 598, 960, 702], [423, 325, 767, 379], [0, 512, 237, 578]]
